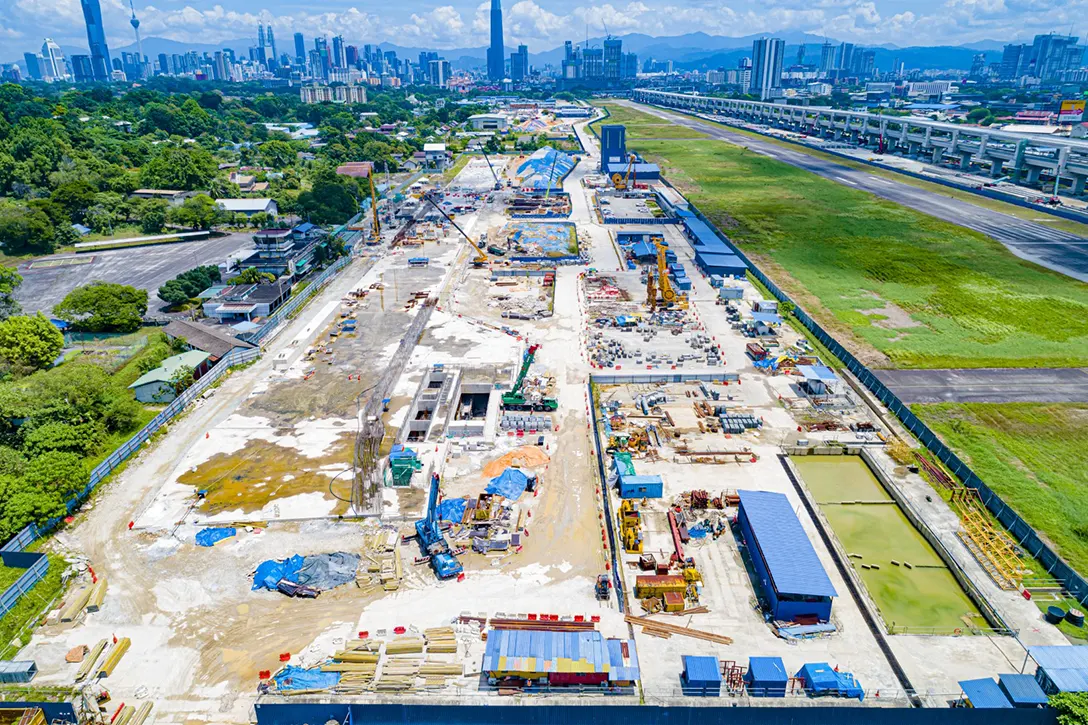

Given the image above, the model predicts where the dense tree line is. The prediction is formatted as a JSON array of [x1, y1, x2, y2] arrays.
[[0, 80, 474, 255]]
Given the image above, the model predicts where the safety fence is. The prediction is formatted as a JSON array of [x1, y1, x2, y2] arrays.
[[677, 197, 1088, 607], [0, 539, 48, 620]]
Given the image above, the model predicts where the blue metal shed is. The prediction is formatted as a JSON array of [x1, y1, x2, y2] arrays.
[[959, 678, 1013, 708], [1029, 645, 1088, 694], [681, 655, 721, 696], [0, 660, 37, 684], [998, 674, 1048, 708], [696, 253, 747, 278], [736, 490, 837, 622], [745, 656, 787, 697], [618, 474, 663, 499]]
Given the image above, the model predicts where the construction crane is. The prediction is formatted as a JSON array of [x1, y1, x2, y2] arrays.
[[422, 193, 488, 267], [501, 343, 558, 411], [368, 172, 381, 242], [480, 149, 502, 190], [542, 151, 560, 202], [645, 268, 657, 311], [611, 154, 638, 191], [654, 240, 687, 309], [414, 473, 463, 580]]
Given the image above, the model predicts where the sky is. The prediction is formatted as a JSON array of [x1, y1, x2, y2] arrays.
[[1, 0, 1084, 60]]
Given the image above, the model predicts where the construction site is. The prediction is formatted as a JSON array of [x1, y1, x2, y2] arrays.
[[5, 110, 1078, 725]]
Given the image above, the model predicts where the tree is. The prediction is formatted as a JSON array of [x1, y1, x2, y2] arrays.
[[0, 314, 64, 373], [50, 180, 98, 223], [0, 202, 56, 255], [259, 139, 297, 169], [296, 167, 359, 225], [139, 199, 168, 234], [22, 421, 104, 456], [170, 365, 195, 396], [53, 281, 148, 333], [157, 264, 220, 306], [228, 267, 276, 285], [0, 266, 23, 321], [139, 145, 217, 190], [1052, 692, 1088, 725], [166, 194, 222, 230]]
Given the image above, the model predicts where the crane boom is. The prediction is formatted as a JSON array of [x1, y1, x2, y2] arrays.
[[480, 149, 502, 190], [423, 193, 488, 266], [656, 241, 677, 305], [510, 344, 541, 396], [543, 151, 560, 202], [368, 172, 380, 241]]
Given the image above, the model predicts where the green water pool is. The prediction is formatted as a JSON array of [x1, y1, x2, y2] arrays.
[[792, 455, 987, 633]]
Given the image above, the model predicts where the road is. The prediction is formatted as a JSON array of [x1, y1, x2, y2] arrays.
[[15, 232, 254, 315], [620, 101, 1088, 283], [874, 367, 1088, 403]]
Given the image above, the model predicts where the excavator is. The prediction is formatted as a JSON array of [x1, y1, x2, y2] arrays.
[[414, 473, 463, 580], [501, 343, 558, 411], [368, 172, 381, 243], [423, 193, 489, 268], [611, 154, 638, 191], [653, 240, 688, 309]]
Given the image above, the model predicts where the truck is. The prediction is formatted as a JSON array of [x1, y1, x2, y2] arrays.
[[501, 343, 559, 412]]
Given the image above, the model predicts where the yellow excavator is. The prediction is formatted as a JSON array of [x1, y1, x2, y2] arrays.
[[610, 154, 638, 191]]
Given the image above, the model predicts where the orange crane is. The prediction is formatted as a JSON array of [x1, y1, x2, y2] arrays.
[[611, 154, 638, 191], [423, 193, 488, 268]]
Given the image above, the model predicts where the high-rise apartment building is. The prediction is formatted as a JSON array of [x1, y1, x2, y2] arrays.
[[487, 0, 505, 80], [157, 52, 169, 75], [80, 0, 112, 81], [332, 35, 347, 69], [509, 44, 528, 81], [71, 54, 94, 83], [604, 38, 622, 81], [23, 53, 43, 81], [835, 42, 854, 73], [1030, 33, 1082, 80], [750, 37, 785, 99]]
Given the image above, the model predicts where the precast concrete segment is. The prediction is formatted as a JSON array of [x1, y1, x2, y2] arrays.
[[618, 100, 1088, 283], [874, 368, 1088, 404]]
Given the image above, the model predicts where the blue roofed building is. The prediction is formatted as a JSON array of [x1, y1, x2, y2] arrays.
[[1029, 646, 1088, 694], [681, 655, 721, 696], [736, 489, 837, 622], [959, 677, 1013, 708], [998, 673, 1049, 708], [516, 147, 576, 194], [482, 628, 639, 687], [745, 656, 788, 697]]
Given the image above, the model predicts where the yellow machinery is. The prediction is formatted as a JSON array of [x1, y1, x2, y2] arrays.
[[619, 500, 643, 554], [423, 193, 488, 267], [368, 172, 381, 242], [646, 269, 656, 311], [610, 154, 638, 191], [654, 241, 688, 309]]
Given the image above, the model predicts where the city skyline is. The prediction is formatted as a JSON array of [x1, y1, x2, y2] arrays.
[[1, 0, 1085, 61]]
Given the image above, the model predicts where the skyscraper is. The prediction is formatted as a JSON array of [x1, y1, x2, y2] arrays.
[[1030, 33, 1081, 80], [332, 35, 347, 69], [604, 38, 622, 81], [294, 33, 306, 65], [509, 45, 528, 81], [1000, 43, 1028, 80], [267, 26, 277, 61], [71, 54, 94, 83], [819, 41, 835, 75], [750, 37, 785, 100], [127, 0, 144, 79], [487, 0, 504, 80], [80, 0, 112, 82], [42, 38, 66, 80], [23, 53, 43, 81]]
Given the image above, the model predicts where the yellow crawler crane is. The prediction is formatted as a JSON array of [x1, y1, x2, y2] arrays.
[[655, 241, 688, 309]]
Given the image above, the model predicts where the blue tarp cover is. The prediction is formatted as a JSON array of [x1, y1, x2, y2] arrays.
[[195, 527, 236, 547], [274, 665, 341, 691], [797, 662, 864, 700], [487, 468, 530, 499], [252, 553, 360, 591], [437, 497, 468, 522]]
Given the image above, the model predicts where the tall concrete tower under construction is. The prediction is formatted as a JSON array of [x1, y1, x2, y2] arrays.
[[487, 0, 504, 81]]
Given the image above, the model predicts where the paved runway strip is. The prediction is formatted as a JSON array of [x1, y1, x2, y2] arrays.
[[874, 368, 1088, 403]]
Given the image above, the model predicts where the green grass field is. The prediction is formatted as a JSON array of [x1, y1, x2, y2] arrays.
[[915, 403, 1088, 579], [594, 103, 1088, 370]]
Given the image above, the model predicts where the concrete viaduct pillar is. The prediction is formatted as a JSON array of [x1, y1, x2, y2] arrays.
[[990, 160, 1004, 178], [1025, 167, 1042, 186], [1073, 174, 1087, 197]]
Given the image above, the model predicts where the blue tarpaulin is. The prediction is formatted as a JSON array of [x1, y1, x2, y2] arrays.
[[437, 497, 468, 522], [797, 662, 864, 701], [274, 665, 341, 691], [252, 553, 360, 592], [487, 468, 530, 499], [253, 555, 305, 591], [196, 527, 236, 547]]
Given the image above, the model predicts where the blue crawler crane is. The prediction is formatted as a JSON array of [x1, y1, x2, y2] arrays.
[[415, 473, 463, 580]]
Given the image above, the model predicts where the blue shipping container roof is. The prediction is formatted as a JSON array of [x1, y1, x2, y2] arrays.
[[960, 678, 1013, 708], [999, 674, 1048, 705], [683, 656, 721, 683], [1030, 646, 1088, 671], [797, 364, 837, 382], [482, 629, 639, 681], [738, 490, 838, 598], [747, 657, 788, 683]]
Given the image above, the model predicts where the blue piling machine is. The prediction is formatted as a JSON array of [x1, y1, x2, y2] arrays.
[[415, 473, 463, 580]]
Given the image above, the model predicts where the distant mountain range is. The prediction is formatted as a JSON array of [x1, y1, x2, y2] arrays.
[[12, 31, 1008, 75]]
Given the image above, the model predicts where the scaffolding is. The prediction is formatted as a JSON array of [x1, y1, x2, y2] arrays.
[[950, 487, 1028, 590]]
